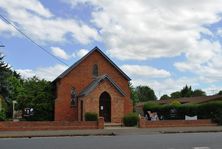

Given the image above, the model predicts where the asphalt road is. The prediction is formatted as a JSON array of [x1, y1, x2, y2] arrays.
[[0, 132, 221, 149]]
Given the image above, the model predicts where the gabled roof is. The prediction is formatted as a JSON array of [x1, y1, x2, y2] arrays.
[[79, 74, 126, 97], [54, 47, 131, 81]]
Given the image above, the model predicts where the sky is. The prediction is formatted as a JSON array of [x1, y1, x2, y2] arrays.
[[1, 0, 222, 98]]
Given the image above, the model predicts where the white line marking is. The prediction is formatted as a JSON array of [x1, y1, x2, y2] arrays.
[[193, 147, 210, 149]]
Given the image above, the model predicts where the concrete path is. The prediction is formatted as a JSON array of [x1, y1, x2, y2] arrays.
[[0, 126, 222, 138]]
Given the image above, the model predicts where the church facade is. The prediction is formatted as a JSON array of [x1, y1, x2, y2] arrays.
[[54, 47, 132, 123]]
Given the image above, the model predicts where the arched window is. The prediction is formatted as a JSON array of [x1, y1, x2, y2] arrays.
[[71, 87, 77, 106], [92, 64, 98, 77]]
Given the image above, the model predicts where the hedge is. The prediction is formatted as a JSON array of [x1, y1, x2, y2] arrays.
[[143, 101, 222, 124], [0, 110, 6, 121], [212, 110, 222, 125], [85, 112, 98, 121], [123, 112, 139, 126]]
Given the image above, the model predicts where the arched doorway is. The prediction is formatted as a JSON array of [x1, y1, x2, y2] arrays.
[[99, 92, 111, 122]]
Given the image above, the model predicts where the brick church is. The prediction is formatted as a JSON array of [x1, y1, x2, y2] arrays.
[[53, 47, 132, 123]]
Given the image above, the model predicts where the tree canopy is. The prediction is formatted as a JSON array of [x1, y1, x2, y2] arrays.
[[16, 77, 54, 121], [0, 54, 11, 101], [129, 83, 139, 105], [165, 86, 207, 100], [170, 91, 181, 99], [217, 90, 222, 95], [180, 85, 193, 97], [160, 94, 170, 100], [192, 89, 206, 97], [0, 54, 54, 121], [136, 86, 157, 102]]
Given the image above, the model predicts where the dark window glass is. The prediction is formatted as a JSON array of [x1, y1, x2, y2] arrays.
[[92, 64, 98, 77], [71, 87, 77, 106]]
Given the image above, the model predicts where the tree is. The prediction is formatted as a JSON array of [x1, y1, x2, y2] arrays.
[[192, 89, 206, 97], [6, 75, 24, 117], [128, 83, 139, 105], [0, 54, 11, 101], [217, 90, 222, 95], [17, 77, 54, 121], [170, 86, 207, 99], [180, 85, 192, 97], [136, 86, 157, 102], [160, 94, 170, 100], [170, 91, 181, 99], [0, 54, 55, 120]]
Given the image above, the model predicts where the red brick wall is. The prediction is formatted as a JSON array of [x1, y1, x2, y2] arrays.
[[55, 50, 132, 121], [139, 117, 216, 128], [80, 79, 125, 123], [0, 118, 104, 131]]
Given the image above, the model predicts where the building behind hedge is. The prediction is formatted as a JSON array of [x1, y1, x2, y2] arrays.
[[135, 95, 222, 116], [53, 47, 132, 123]]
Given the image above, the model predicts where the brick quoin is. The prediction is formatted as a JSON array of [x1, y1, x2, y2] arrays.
[[54, 47, 133, 123]]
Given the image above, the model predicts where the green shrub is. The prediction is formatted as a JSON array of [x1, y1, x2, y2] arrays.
[[171, 104, 198, 119], [143, 101, 222, 123], [212, 110, 222, 125], [123, 113, 139, 126], [85, 112, 98, 121], [143, 101, 161, 112], [169, 100, 181, 106], [0, 110, 6, 121]]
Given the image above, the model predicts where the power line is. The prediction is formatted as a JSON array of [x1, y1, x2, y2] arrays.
[[0, 14, 69, 66]]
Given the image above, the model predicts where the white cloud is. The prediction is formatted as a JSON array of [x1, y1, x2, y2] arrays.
[[70, 48, 88, 58], [2, 0, 53, 18], [121, 65, 171, 78], [17, 64, 68, 81], [0, 19, 17, 35], [203, 85, 222, 96], [0, 0, 100, 44], [63, 0, 222, 84], [72, 52, 76, 58], [51, 47, 70, 60], [131, 77, 199, 98], [62, 0, 90, 7], [217, 28, 222, 36], [174, 40, 222, 82], [65, 0, 222, 60], [76, 49, 89, 57]]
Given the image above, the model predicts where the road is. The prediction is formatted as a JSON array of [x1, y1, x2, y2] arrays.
[[0, 132, 221, 149]]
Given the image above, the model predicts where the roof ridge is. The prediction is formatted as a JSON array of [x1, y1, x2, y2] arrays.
[[53, 47, 131, 82], [79, 74, 126, 97]]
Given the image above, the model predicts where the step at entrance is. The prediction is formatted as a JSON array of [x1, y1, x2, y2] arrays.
[[104, 123, 123, 127]]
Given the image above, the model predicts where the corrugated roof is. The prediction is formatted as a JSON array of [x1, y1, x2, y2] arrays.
[[156, 95, 222, 104], [79, 74, 126, 97], [54, 47, 131, 82], [135, 95, 222, 108]]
